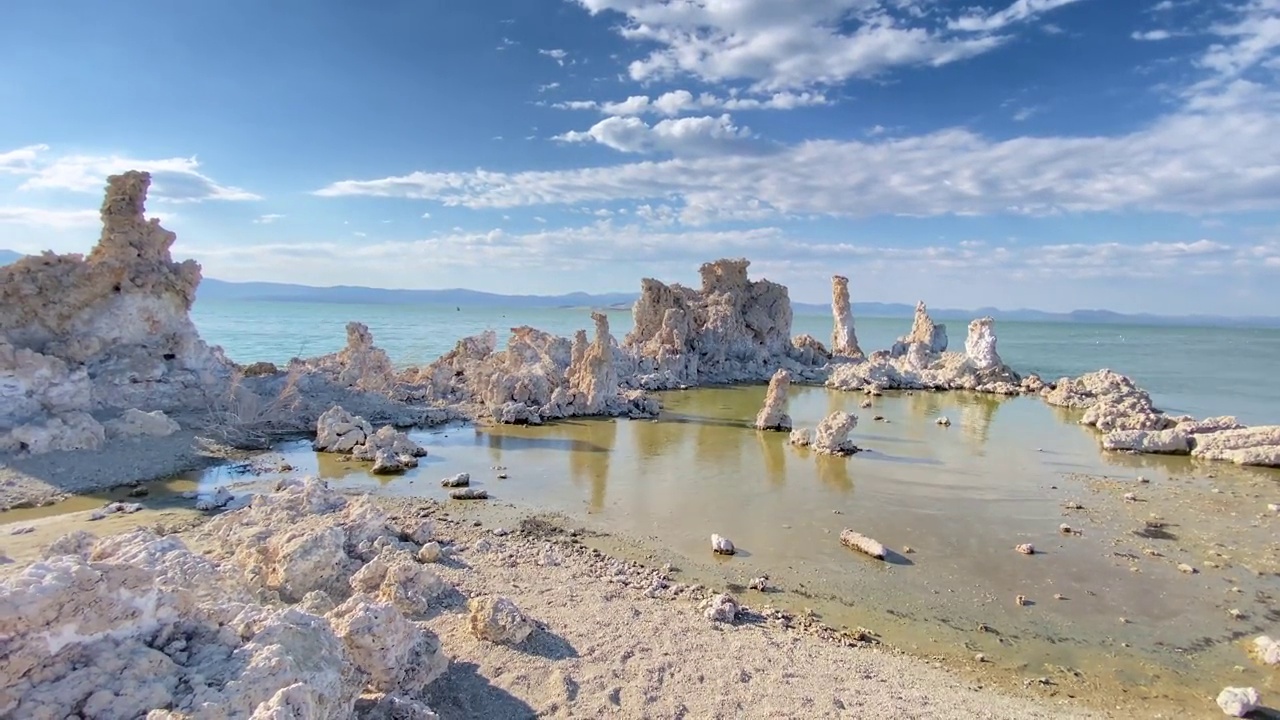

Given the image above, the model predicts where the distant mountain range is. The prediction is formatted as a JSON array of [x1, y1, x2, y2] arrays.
[[3, 249, 1279, 328]]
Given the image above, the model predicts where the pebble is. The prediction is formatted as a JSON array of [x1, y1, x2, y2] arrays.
[[974, 653, 988, 663], [1177, 563, 1198, 574], [1015, 543, 1035, 555], [1123, 492, 1138, 502], [1015, 594, 1028, 607]]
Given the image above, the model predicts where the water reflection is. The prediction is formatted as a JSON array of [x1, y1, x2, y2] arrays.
[[566, 418, 617, 512], [756, 430, 787, 487]]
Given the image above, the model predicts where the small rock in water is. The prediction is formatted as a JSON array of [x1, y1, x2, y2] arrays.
[[1267, 503, 1279, 514], [1215, 687, 1260, 717], [1064, 501, 1083, 510], [974, 653, 987, 663], [1015, 594, 1028, 607], [1228, 608, 1246, 620], [1123, 492, 1138, 502], [859, 399, 872, 409], [1053, 593, 1066, 600], [441, 473, 470, 487], [1059, 523, 1072, 534], [711, 533, 736, 555], [1177, 563, 1198, 574], [497, 473, 509, 479], [748, 576, 769, 591], [1137, 475, 1149, 484], [935, 416, 951, 426], [9, 526, 34, 536], [1015, 543, 1036, 555], [902, 546, 915, 554]]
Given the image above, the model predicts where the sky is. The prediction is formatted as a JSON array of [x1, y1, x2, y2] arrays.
[[2, 0, 1280, 314]]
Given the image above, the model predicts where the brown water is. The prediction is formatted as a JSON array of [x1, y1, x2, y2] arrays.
[[6, 385, 1278, 714]]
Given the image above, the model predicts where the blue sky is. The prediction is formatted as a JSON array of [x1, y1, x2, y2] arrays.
[[2, 0, 1280, 314]]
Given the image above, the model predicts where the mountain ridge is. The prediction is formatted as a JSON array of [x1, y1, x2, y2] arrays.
[[2, 250, 1278, 328]]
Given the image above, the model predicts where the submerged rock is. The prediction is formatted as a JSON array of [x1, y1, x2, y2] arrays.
[[314, 406, 426, 474], [711, 533, 736, 555]]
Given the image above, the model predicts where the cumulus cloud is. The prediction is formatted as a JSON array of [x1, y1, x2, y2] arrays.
[[556, 89, 831, 116], [571, 0, 1083, 90], [314, 77, 1280, 220], [555, 114, 758, 155], [1132, 29, 1174, 41], [2, 145, 260, 203]]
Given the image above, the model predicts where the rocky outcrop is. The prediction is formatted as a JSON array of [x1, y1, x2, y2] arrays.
[[622, 258, 827, 388], [0, 478, 448, 718], [1189, 426, 1280, 466], [292, 322, 396, 394], [314, 406, 427, 474], [0, 171, 235, 453], [790, 411, 860, 456], [891, 302, 947, 357], [754, 369, 792, 431], [410, 312, 659, 425], [830, 275, 861, 358], [825, 315, 1020, 396]]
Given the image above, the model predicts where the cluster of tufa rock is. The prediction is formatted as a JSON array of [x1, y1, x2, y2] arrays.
[[0, 477, 452, 718], [313, 405, 428, 474]]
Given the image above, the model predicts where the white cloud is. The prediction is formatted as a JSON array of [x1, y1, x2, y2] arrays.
[[0, 144, 49, 175], [571, 0, 1082, 90], [539, 48, 569, 66], [1197, 0, 1280, 81], [1132, 29, 1174, 41], [0, 206, 98, 230], [538, 82, 561, 92], [253, 213, 286, 224], [950, 0, 1086, 33], [555, 113, 757, 155], [315, 77, 1280, 220], [2, 146, 259, 203], [556, 89, 831, 116], [422, 212, 432, 219], [1011, 106, 1039, 121]]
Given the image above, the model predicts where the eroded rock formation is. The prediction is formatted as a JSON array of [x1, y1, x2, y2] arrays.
[[826, 314, 1020, 396], [0, 478, 449, 718], [891, 302, 947, 357], [790, 411, 860, 456], [830, 275, 862, 358], [314, 405, 428, 474], [0, 171, 234, 453], [754, 369, 793, 431], [622, 258, 828, 388]]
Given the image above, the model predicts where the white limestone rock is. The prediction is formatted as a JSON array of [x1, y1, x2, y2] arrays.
[[703, 593, 739, 623], [1191, 426, 1280, 467], [1215, 686, 1260, 717], [349, 547, 447, 616], [811, 411, 860, 456], [754, 369, 793, 431], [1102, 428, 1191, 454], [326, 594, 448, 694], [0, 171, 235, 455], [711, 533, 736, 555], [467, 595, 534, 645], [890, 301, 947, 357], [963, 317, 1002, 370], [830, 275, 862, 357], [314, 405, 373, 453], [1253, 635, 1280, 666]]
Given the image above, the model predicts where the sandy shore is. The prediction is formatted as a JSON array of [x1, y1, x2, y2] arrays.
[[0, 482, 1108, 720]]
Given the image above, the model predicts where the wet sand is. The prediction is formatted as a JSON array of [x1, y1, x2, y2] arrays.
[[2, 385, 1277, 716]]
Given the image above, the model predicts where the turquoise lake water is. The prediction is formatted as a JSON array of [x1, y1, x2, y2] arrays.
[[191, 300, 1280, 426]]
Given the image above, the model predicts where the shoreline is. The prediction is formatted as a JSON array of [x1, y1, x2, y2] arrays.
[[0, 479, 1105, 719]]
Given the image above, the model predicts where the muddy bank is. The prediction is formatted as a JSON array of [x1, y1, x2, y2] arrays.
[[0, 479, 1102, 719]]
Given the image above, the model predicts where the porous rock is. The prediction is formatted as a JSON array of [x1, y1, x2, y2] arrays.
[[466, 595, 535, 645], [830, 275, 862, 358], [754, 368, 792, 431], [1215, 686, 1260, 717], [0, 171, 235, 454], [791, 411, 860, 456]]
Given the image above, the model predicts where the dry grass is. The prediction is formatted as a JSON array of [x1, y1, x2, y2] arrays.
[[200, 367, 305, 449]]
